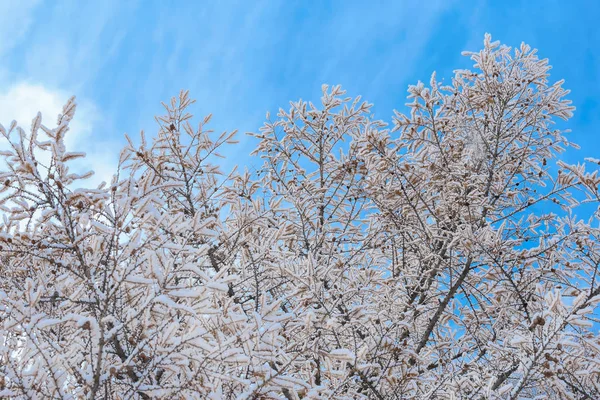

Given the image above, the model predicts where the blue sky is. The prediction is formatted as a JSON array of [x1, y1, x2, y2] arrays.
[[0, 0, 598, 183]]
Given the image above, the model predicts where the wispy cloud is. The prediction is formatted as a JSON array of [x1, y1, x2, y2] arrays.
[[15, 0, 124, 91], [0, 0, 41, 57]]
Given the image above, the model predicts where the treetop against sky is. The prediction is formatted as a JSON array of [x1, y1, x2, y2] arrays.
[[0, 1, 598, 178]]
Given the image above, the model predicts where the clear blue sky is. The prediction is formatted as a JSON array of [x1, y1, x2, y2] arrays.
[[0, 0, 598, 179]]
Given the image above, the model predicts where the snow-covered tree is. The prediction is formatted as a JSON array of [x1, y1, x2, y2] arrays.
[[1, 35, 599, 399]]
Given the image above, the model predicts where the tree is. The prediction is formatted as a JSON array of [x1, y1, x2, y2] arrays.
[[1, 34, 599, 399]]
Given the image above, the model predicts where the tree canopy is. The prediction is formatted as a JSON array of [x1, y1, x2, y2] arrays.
[[1, 34, 600, 399]]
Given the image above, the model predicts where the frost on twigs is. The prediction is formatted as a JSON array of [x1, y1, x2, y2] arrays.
[[1, 36, 600, 399]]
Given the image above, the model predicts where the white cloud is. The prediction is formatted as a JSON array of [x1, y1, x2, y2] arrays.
[[0, 82, 118, 188]]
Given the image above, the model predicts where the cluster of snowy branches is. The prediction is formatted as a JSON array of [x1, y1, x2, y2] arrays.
[[1, 35, 600, 399]]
